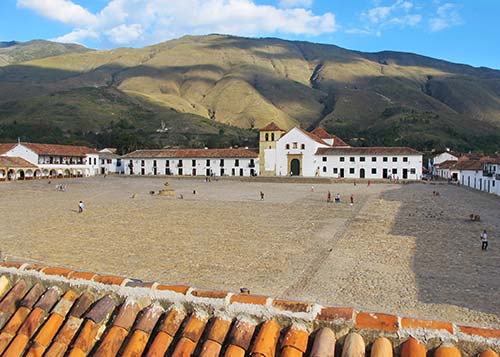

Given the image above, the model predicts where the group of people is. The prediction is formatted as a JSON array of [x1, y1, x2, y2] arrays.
[[326, 191, 354, 205]]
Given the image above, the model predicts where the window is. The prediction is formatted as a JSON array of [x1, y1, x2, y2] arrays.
[[286, 144, 290, 150], [235, 159, 239, 167], [360, 157, 365, 162], [372, 157, 377, 162], [153, 160, 157, 167], [403, 157, 408, 162], [392, 168, 397, 174], [333, 168, 338, 174], [265, 133, 269, 141], [383, 157, 388, 162], [166, 160, 170, 167], [349, 168, 355, 174], [141, 160, 145, 166], [410, 168, 416, 174], [372, 168, 377, 174], [116, 159, 121, 167], [101, 159, 105, 165], [205, 159, 210, 166], [271, 133, 275, 141], [178, 160, 183, 167], [350, 157, 355, 162], [392, 157, 397, 162], [94, 158, 97, 165], [323, 166, 327, 172], [293, 142, 298, 149], [340, 157, 345, 162], [192, 160, 196, 166], [322, 157, 327, 162], [107, 159, 112, 164], [301, 144, 305, 150], [220, 159, 224, 167], [250, 159, 255, 167]]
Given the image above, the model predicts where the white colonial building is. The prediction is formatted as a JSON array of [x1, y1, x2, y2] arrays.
[[0, 142, 100, 180], [99, 148, 124, 175], [121, 148, 258, 177], [458, 159, 500, 196], [259, 123, 423, 180]]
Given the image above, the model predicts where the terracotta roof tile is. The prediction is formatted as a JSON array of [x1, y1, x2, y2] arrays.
[[370, 337, 393, 357], [121, 147, 258, 159], [310, 128, 350, 147], [20, 142, 98, 156], [260, 122, 286, 132], [0, 143, 16, 155], [342, 332, 365, 357], [310, 327, 335, 357], [400, 337, 426, 357], [0, 263, 498, 357], [455, 160, 485, 171], [251, 320, 280, 357], [0, 156, 37, 168]]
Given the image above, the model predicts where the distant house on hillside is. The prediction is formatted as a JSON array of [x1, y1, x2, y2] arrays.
[[259, 122, 423, 180], [429, 150, 460, 176]]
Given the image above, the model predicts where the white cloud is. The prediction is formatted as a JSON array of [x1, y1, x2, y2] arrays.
[[354, 0, 421, 36], [106, 24, 143, 44], [429, 3, 463, 31], [17, 0, 336, 46], [279, 0, 313, 8], [51, 28, 99, 43], [17, 0, 97, 26]]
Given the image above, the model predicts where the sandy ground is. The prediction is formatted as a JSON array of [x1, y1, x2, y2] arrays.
[[0, 176, 499, 327]]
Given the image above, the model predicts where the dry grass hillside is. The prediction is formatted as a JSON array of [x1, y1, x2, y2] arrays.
[[0, 35, 499, 152]]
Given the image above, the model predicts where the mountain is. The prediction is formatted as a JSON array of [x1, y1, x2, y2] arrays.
[[0, 35, 499, 153], [0, 40, 89, 66]]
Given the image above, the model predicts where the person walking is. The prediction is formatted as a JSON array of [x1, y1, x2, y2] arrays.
[[481, 230, 488, 251], [350, 194, 354, 206], [260, 191, 265, 201], [78, 200, 84, 213], [327, 191, 332, 203]]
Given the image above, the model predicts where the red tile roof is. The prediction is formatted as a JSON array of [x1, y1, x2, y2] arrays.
[[455, 160, 485, 171], [260, 122, 286, 132], [0, 156, 37, 168], [435, 160, 458, 170], [0, 143, 16, 155], [0, 261, 498, 357], [20, 143, 98, 156], [298, 128, 330, 146], [121, 148, 258, 159], [316, 146, 421, 155], [310, 128, 350, 147]]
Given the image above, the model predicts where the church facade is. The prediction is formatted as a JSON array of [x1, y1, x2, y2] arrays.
[[259, 122, 423, 180]]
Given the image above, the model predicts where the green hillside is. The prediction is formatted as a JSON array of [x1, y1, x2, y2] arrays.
[[0, 35, 499, 153]]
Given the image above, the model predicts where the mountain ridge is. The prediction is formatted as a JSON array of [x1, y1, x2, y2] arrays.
[[0, 34, 499, 153]]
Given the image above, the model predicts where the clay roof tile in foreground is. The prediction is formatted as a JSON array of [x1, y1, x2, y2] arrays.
[[0, 156, 38, 168], [121, 148, 258, 159], [260, 122, 286, 132], [0, 261, 499, 357], [20, 142, 99, 156], [316, 146, 421, 156]]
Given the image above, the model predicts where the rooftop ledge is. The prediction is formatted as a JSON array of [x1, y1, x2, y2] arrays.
[[0, 260, 498, 356]]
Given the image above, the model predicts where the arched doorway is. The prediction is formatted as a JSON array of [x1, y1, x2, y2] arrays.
[[7, 169, 15, 181], [64, 169, 70, 178], [34, 169, 42, 178], [49, 169, 57, 178], [0, 169, 5, 180], [291, 159, 300, 176], [360, 168, 365, 179], [16, 170, 25, 180]]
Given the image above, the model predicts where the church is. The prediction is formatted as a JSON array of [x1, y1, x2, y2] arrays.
[[259, 122, 423, 180]]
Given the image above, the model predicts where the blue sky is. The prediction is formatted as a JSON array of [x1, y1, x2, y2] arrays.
[[1, 0, 499, 69]]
